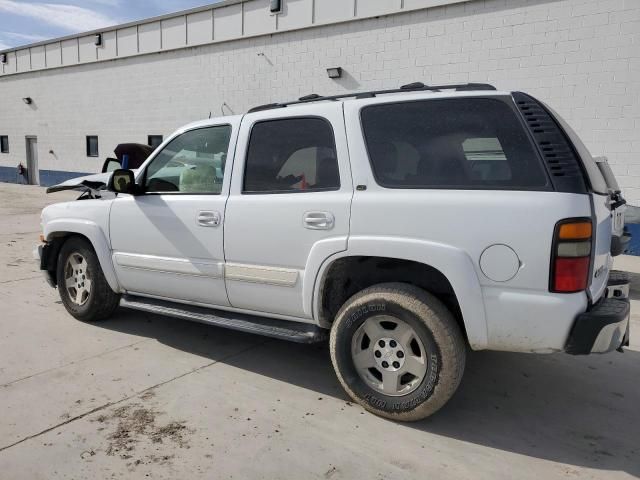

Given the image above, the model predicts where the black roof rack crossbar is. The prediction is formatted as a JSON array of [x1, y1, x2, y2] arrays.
[[247, 82, 496, 113]]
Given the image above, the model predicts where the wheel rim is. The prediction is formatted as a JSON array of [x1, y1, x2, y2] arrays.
[[64, 253, 92, 306], [351, 315, 428, 397]]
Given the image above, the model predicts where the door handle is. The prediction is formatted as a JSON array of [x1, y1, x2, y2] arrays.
[[197, 211, 221, 227], [303, 211, 334, 230]]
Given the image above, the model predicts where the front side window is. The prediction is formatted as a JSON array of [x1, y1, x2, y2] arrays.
[[0, 136, 8, 153], [145, 126, 231, 194], [243, 117, 340, 193], [361, 98, 548, 189]]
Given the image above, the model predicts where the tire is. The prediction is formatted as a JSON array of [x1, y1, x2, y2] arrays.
[[329, 283, 466, 421], [56, 236, 120, 322]]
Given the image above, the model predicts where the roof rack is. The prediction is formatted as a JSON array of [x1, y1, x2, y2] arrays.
[[248, 82, 496, 113]]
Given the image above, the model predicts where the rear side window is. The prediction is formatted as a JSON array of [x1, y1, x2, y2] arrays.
[[243, 117, 340, 193], [361, 98, 548, 189]]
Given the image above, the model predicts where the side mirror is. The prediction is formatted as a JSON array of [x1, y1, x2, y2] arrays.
[[108, 169, 137, 195], [102, 158, 121, 173]]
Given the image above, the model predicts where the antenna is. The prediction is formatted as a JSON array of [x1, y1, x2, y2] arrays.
[[221, 102, 234, 116]]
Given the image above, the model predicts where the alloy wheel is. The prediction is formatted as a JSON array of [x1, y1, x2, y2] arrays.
[[351, 315, 428, 396], [64, 253, 92, 306]]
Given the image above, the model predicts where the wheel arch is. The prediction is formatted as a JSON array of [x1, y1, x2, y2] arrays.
[[311, 237, 488, 350], [44, 219, 120, 292]]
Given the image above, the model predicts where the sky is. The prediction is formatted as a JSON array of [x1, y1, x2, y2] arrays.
[[0, 0, 220, 50]]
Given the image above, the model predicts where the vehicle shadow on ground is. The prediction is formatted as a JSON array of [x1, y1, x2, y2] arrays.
[[97, 309, 639, 477]]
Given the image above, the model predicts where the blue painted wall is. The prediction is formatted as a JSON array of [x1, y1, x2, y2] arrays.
[[0, 166, 92, 187], [624, 224, 640, 256]]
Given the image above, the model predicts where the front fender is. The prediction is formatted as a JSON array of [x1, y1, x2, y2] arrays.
[[311, 236, 489, 350], [44, 218, 121, 293]]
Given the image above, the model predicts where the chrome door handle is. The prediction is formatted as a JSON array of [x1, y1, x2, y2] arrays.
[[303, 211, 334, 230], [197, 210, 221, 227]]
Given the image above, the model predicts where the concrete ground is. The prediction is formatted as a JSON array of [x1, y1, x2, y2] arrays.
[[0, 182, 638, 480]]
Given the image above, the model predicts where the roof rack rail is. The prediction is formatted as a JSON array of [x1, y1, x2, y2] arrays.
[[248, 82, 496, 113]]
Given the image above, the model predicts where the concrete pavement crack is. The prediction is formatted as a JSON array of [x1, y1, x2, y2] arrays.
[[0, 339, 268, 453], [1, 339, 151, 388], [0, 275, 43, 284]]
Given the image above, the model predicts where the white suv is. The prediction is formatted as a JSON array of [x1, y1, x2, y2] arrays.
[[37, 83, 630, 421]]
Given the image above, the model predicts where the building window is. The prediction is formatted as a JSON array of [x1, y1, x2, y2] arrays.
[[86, 136, 99, 157], [243, 118, 340, 194], [0, 136, 8, 153], [148, 135, 163, 149]]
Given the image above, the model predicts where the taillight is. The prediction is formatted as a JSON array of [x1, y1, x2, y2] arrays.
[[550, 219, 592, 293]]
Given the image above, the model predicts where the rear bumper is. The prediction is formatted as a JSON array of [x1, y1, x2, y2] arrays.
[[565, 295, 630, 355]]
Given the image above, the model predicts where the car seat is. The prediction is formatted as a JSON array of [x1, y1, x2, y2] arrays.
[[179, 164, 217, 193]]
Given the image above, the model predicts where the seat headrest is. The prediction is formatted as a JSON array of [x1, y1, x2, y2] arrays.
[[179, 164, 216, 193]]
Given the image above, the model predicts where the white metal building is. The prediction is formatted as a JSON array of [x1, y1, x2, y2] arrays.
[[0, 0, 639, 202]]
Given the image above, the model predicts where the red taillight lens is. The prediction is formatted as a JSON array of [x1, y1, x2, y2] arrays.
[[550, 219, 592, 293], [553, 257, 590, 292]]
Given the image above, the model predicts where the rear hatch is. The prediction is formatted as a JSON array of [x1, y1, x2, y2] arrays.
[[549, 112, 615, 302], [513, 93, 613, 303]]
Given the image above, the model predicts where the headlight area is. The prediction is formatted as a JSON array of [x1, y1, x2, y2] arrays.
[[34, 235, 59, 289]]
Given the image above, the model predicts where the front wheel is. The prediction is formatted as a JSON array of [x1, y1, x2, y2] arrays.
[[56, 236, 120, 322], [330, 283, 466, 421]]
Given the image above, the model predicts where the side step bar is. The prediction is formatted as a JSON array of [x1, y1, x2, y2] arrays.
[[120, 295, 328, 344]]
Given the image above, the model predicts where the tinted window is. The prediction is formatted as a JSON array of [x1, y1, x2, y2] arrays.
[[361, 98, 548, 189], [145, 126, 231, 194], [86, 136, 98, 157], [244, 118, 339, 193], [0, 136, 8, 153]]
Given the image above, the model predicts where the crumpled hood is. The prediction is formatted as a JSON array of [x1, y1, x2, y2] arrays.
[[46, 170, 139, 194], [46, 172, 112, 194]]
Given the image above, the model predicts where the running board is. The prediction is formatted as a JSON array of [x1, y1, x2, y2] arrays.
[[120, 295, 328, 344]]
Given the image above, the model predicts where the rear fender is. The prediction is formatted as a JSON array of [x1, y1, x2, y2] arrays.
[[312, 236, 489, 350]]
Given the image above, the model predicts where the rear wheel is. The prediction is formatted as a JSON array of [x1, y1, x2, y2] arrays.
[[56, 237, 120, 322], [330, 283, 466, 421]]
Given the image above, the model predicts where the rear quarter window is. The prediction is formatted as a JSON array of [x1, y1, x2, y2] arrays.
[[361, 98, 549, 190]]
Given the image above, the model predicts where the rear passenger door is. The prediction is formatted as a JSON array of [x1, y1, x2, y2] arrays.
[[224, 104, 352, 319]]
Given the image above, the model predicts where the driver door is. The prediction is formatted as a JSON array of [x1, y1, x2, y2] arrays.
[[109, 120, 239, 306]]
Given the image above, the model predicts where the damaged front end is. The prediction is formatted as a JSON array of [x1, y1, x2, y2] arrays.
[[46, 171, 113, 196]]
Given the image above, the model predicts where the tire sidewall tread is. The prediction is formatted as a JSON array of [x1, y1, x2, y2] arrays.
[[330, 282, 466, 422], [56, 236, 119, 322]]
